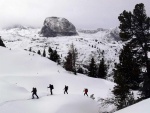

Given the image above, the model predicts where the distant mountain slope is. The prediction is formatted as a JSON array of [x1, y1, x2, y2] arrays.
[[78, 27, 120, 41], [78, 28, 109, 34], [0, 27, 123, 77]]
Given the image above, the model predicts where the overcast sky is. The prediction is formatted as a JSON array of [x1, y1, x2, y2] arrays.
[[0, 0, 149, 29]]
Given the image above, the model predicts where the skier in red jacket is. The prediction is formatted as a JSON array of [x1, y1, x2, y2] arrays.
[[84, 88, 88, 96]]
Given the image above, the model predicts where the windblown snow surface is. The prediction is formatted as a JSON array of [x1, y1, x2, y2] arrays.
[[0, 47, 115, 113]]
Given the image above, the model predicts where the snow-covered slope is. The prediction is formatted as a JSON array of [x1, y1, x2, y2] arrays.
[[0, 95, 98, 113], [0, 46, 62, 76], [0, 46, 114, 113], [0, 27, 122, 77], [115, 98, 150, 113]]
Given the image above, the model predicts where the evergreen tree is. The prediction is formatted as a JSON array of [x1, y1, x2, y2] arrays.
[[48, 47, 53, 53], [49, 50, 60, 64], [48, 47, 53, 60], [133, 4, 150, 99], [88, 58, 97, 78], [70, 43, 78, 74], [64, 51, 73, 72], [118, 3, 150, 98], [29, 47, 32, 52], [127, 92, 135, 106], [64, 43, 78, 75], [53, 50, 60, 64], [49, 50, 54, 61], [77, 67, 84, 74], [113, 46, 131, 110], [43, 49, 46, 57], [37, 50, 41, 55], [112, 44, 140, 110], [97, 58, 107, 79]]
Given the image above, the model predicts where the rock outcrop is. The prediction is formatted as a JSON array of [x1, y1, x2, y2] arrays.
[[41, 17, 78, 37], [0, 36, 6, 47]]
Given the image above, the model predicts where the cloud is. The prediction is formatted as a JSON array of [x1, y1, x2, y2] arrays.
[[0, 0, 149, 29]]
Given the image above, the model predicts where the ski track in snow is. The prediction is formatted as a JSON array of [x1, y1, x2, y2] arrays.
[[0, 94, 51, 107]]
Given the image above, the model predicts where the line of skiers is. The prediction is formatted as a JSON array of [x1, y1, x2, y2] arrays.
[[47, 84, 69, 95], [31, 84, 95, 99]]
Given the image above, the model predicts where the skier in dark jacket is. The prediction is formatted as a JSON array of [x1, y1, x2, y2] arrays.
[[64, 85, 68, 94], [47, 84, 54, 95], [31, 87, 39, 99], [84, 88, 88, 96]]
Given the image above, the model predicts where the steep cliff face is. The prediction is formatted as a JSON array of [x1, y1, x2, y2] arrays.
[[41, 17, 78, 37]]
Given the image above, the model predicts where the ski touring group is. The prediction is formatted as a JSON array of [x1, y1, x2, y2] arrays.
[[31, 84, 95, 100]]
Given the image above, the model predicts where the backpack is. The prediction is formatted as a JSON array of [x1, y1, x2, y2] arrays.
[[50, 85, 54, 89], [35, 88, 37, 92], [52, 85, 54, 89], [66, 86, 68, 90]]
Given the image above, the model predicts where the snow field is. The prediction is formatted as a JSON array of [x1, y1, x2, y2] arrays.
[[0, 47, 114, 113]]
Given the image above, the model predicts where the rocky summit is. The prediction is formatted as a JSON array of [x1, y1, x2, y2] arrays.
[[41, 17, 78, 37]]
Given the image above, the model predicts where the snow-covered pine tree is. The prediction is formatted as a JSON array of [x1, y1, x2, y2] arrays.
[[29, 47, 32, 52], [37, 50, 41, 55], [118, 3, 150, 98], [48, 47, 53, 59], [49, 50, 60, 63], [70, 43, 78, 75], [43, 49, 46, 57], [112, 44, 140, 110], [53, 50, 60, 64], [97, 58, 107, 79], [64, 43, 78, 75], [88, 58, 97, 78], [64, 51, 73, 72], [48, 47, 53, 53], [77, 66, 84, 74]]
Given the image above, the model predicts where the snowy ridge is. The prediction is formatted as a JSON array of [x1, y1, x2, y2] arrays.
[[78, 28, 109, 34]]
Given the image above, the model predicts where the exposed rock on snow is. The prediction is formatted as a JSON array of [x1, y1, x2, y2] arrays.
[[41, 17, 78, 37], [0, 36, 6, 47]]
